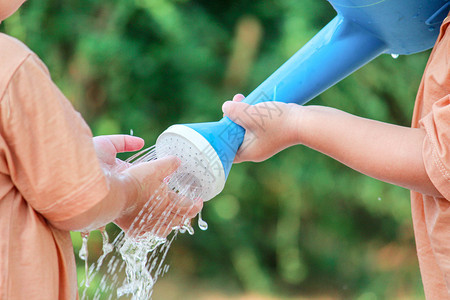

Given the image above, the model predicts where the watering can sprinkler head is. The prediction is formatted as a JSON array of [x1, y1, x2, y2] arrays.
[[156, 0, 450, 201], [156, 123, 231, 202]]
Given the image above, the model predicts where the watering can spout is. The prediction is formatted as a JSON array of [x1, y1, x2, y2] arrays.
[[242, 15, 387, 106], [156, 0, 450, 201]]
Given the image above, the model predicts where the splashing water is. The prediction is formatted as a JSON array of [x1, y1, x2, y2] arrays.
[[116, 232, 166, 299], [93, 228, 114, 273], [79, 144, 208, 299], [79, 232, 90, 288], [101, 229, 114, 256], [178, 218, 195, 235]]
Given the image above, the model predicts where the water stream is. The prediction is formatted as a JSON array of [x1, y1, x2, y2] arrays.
[[79, 145, 207, 299]]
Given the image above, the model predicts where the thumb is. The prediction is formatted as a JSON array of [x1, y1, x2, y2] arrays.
[[222, 101, 253, 128], [109, 135, 145, 153], [93, 135, 144, 156]]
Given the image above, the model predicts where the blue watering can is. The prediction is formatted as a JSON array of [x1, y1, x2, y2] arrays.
[[156, 0, 450, 201]]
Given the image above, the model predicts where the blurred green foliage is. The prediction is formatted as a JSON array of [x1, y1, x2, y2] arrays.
[[1, 0, 431, 298]]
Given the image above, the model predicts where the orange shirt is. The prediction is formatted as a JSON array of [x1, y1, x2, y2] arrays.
[[411, 16, 450, 299], [0, 34, 109, 299]]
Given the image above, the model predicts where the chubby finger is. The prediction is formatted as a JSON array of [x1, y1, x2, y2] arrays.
[[169, 199, 203, 227], [232, 94, 245, 102], [170, 192, 204, 213], [125, 156, 180, 184], [186, 197, 203, 219], [150, 156, 181, 181], [222, 101, 255, 128], [94, 134, 144, 153], [169, 192, 193, 207], [222, 94, 245, 117], [99, 135, 145, 153]]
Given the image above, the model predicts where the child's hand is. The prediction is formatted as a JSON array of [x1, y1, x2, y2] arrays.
[[115, 156, 203, 237], [222, 94, 302, 163], [93, 135, 202, 237]]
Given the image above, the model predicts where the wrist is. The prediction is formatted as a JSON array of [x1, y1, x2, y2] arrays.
[[286, 104, 306, 146], [117, 172, 141, 218], [108, 171, 142, 231]]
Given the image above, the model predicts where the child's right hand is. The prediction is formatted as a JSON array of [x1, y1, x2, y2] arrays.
[[116, 156, 203, 237], [222, 94, 302, 163]]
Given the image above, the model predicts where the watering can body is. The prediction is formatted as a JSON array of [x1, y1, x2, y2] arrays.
[[157, 0, 450, 201]]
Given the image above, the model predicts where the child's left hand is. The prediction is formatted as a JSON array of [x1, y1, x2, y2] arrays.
[[222, 94, 302, 163]]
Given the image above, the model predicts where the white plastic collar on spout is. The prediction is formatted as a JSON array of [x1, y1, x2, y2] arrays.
[[155, 125, 226, 202]]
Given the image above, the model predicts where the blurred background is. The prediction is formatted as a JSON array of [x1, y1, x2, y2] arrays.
[[1, 0, 431, 299]]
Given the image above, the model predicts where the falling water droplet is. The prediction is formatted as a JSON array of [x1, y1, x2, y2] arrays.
[[180, 219, 195, 235], [428, 26, 435, 32], [79, 232, 89, 260], [79, 232, 90, 287], [163, 265, 170, 274], [130, 129, 134, 136], [101, 229, 114, 255], [186, 226, 195, 235], [391, 53, 399, 59], [198, 212, 208, 231]]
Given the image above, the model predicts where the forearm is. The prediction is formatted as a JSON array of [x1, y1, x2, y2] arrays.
[[296, 105, 441, 197], [50, 172, 138, 232]]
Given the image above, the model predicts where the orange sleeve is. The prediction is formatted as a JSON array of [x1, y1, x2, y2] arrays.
[[421, 94, 450, 200], [0, 54, 109, 223]]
